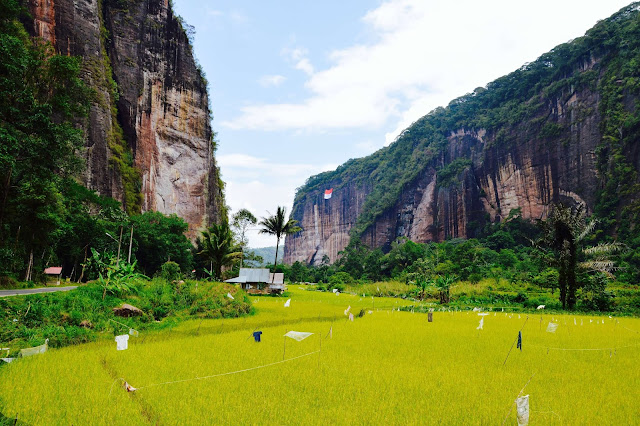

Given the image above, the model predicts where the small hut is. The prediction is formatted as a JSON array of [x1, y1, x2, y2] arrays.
[[225, 268, 286, 294], [43, 266, 62, 285]]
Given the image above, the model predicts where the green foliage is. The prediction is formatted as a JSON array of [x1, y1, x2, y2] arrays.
[[259, 206, 301, 268], [86, 248, 146, 299], [328, 272, 354, 287], [0, 280, 252, 353], [130, 211, 194, 276], [197, 222, 241, 280], [436, 158, 472, 188], [160, 261, 181, 282], [0, 0, 90, 280]]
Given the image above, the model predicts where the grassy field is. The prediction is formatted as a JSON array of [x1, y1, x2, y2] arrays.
[[1, 287, 639, 425]]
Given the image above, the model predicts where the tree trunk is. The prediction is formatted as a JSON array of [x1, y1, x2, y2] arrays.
[[272, 237, 280, 284], [78, 245, 88, 283], [25, 249, 33, 282]]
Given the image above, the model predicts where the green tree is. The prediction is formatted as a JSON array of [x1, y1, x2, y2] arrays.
[[231, 208, 257, 268], [0, 0, 89, 279], [258, 206, 301, 278], [197, 222, 241, 280], [130, 211, 193, 276], [538, 204, 624, 309]]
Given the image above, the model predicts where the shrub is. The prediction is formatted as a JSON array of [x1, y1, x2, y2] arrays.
[[161, 261, 181, 282]]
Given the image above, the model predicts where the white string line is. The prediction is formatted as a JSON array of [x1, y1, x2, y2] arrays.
[[135, 350, 321, 391], [619, 324, 639, 334], [528, 342, 640, 351]]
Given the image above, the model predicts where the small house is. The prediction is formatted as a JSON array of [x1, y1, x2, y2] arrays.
[[225, 268, 286, 294], [44, 266, 62, 285]]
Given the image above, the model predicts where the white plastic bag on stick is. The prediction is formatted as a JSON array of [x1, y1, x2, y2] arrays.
[[284, 299, 291, 307], [516, 394, 529, 426], [477, 317, 484, 330], [344, 306, 351, 315], [546, 322, 558, 333]]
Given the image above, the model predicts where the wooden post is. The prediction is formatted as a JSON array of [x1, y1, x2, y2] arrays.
[[127, 226, 133, 263], [117, 226, 123, 263], [283, 330, 287, 361], [428, 312, 433, 322]]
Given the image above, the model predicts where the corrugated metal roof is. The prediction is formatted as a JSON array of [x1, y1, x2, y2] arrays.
[[238, 268, 270, 283], [225, 276, 247, 283], [269, 273, 284, 284]]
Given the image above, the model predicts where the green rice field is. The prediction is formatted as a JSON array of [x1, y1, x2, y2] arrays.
[[1, 287, 639, 425]]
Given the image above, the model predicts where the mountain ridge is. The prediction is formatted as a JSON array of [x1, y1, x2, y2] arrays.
[[285, 2, 640, 264]]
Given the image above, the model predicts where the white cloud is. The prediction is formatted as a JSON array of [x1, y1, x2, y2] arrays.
[[223, 0, 632, 142], [259, 74, 286, 87], [220, 155, 337, 248], [295, 58, 314, 75]]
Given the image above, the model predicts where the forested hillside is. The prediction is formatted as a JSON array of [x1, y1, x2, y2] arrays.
[[286, 3, 640, 266], [0, 0, 222, 282]]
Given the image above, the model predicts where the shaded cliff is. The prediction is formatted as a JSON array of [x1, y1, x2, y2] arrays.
[[285, 3, 640, 264], [25, 0, 224, 238]]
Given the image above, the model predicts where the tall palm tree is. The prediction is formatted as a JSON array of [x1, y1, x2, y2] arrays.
[[197, 223, 241, 280], [259, 206, 301, 280]]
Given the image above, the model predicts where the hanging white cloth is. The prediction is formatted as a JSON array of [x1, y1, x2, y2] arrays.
[[284, 331, 313, 341], [546, 322, 559, 333], [227, 292, 234, 300], [129, 328, 139, 337], [516, 395, 530, 426], [477, 317, 484, 330], [20, 339, 49, 357], [115, 334, 129, 350], [349, 313, 354, 322], [344, 306, 351, 315], [284, 299, 291, 307]]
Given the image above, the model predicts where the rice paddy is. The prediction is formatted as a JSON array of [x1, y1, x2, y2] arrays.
[[1, 287, 639, 425]]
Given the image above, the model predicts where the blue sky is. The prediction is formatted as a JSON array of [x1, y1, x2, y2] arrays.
[[172, 0, 632, 248]]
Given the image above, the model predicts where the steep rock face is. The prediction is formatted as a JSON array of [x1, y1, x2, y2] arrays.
[[103, 0, 222, 237], [28, 0, 121, 200], [285, 5, 640, 264], [284, 181, 371, 265], [26, 0, 223, 238]]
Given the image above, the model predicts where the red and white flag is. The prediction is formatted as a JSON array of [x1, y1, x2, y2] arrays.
[[324, 188, 333, 199]]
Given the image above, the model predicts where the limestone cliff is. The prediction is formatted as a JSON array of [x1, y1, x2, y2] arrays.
[[285, 3, 640, 264], [25, 0, 224, 238]]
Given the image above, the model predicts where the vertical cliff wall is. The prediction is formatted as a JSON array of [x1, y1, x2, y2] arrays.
[[284, 4, 640, 264], [26, 0, 224, 238]]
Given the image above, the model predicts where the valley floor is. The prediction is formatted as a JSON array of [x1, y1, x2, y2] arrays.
[[1, 288, 639, 425]]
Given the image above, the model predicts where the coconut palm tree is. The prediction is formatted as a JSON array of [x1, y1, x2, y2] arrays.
[[197, 223, 241, 280], [259, 206, 301, 280]]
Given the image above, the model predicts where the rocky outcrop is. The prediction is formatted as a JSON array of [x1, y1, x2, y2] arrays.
[[26, 0, 224, 238], [284, 4, 640, 264]]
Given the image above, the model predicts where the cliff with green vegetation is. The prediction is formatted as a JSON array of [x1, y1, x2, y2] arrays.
[[25, 0, 225, 238], [285, 3, 640, 265]]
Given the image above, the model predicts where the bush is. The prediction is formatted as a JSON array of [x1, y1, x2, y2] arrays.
[[329, 272, 354, 285], [161, 261, 181, 282]]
